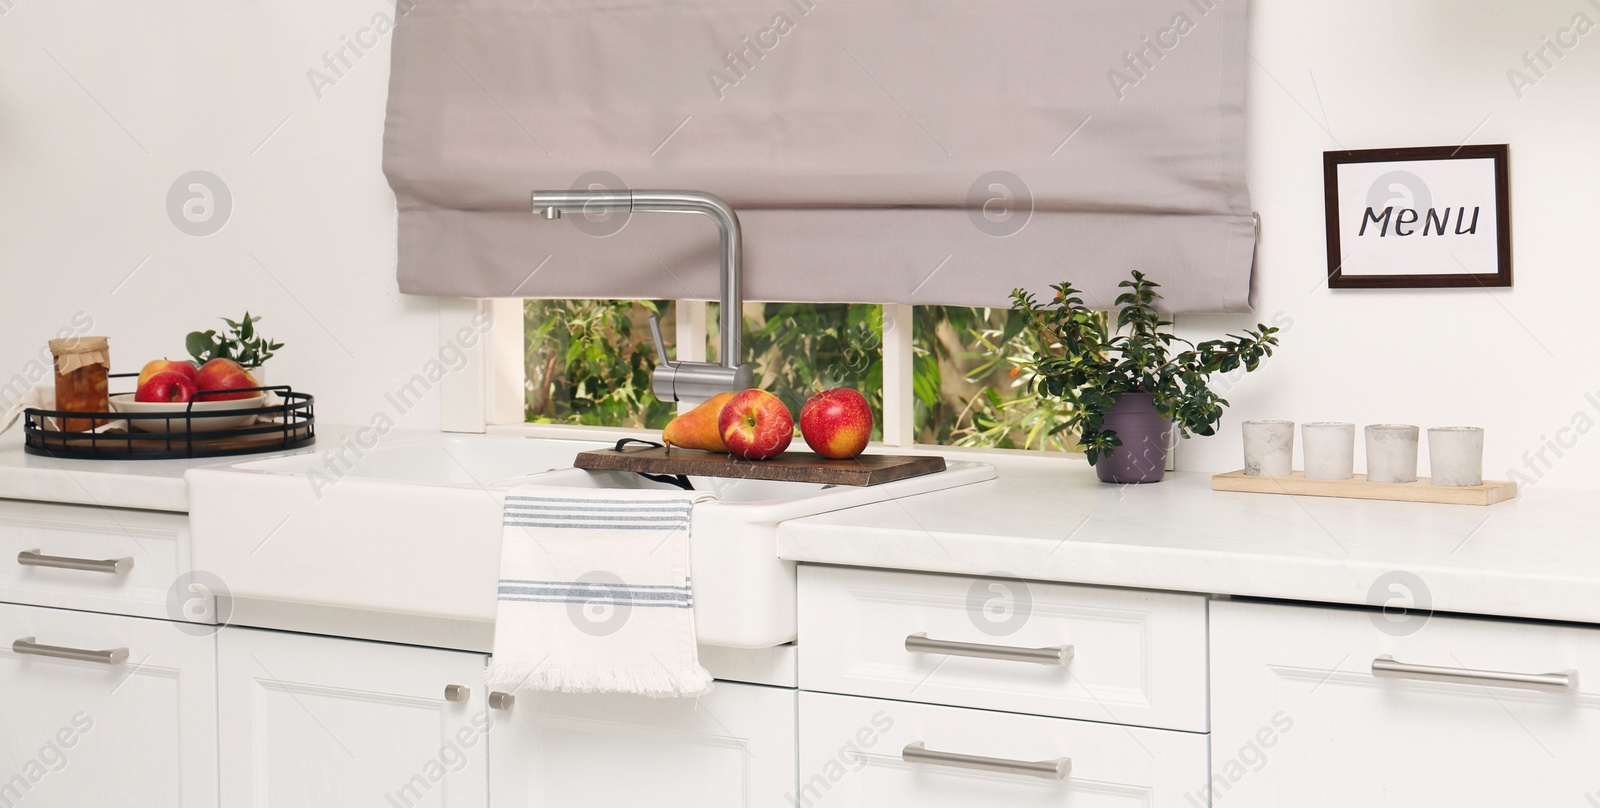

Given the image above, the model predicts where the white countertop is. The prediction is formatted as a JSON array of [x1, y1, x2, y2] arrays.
[[0, 431, 204, 512], [777, 454, 1600, 626], [0, 424, 402, 513], [7, 419, 1598, 627]]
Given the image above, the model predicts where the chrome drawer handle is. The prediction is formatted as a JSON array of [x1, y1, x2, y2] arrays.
[[1371, 655, 1577, 693], [12, 637, 129, 666], [905, 633, 1073, 667], [18, 549, 133, 575], [444, 684, 471, 703], [902, 741, 1070, 780], [488, 691, 515, 711]]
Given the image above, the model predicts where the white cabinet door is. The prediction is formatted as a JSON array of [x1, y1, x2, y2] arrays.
[[1211, 599, 1600, 806], [797, 690, 1208, 808], [218, 627, 489, 808], [0, 602, 217, 807], [488, 681, 797, 808]]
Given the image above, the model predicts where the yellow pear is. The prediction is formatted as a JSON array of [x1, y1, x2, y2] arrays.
[[662, 392, 736, 453]]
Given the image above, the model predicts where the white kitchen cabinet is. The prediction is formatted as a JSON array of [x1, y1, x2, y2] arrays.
[[487, 680, 797, 807], [799, 566, 1209, 732], [0, 602, 217, 807], [797, 690, 1208, 808], [218, 627, 489, 808], [1210, 599, 1600, 806], [0, 499, 190, 621]]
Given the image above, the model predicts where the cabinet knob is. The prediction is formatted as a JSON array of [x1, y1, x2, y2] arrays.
[[444, 684, 470, 702], [489, 691, 515, 711]]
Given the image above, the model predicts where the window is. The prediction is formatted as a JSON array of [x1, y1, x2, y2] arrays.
[[913, 306, 1078, 453], [523, 300, 1079, 452], [713, 303, 884, 440], [524, 299, 677, 429]]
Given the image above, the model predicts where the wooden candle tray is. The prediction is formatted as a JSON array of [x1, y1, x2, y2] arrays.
[[1212, 470, 1517, 506]]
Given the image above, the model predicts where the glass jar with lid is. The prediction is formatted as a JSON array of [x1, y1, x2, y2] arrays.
[[49, 336, 110, 432]]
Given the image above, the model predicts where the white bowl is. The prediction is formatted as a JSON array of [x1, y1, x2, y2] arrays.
[[110, 393, 265, 433]]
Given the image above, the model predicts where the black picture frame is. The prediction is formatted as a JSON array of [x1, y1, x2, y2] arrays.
[[1323, 144, 1512, 289]]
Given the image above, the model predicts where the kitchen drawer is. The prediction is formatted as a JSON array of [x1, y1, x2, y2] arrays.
[[797, 691, 1207, 807], [798, 566, 1208, 731], [0, 499, 192, 622], [1210, 599, 1600, 806], [0, 601, 218, 806]]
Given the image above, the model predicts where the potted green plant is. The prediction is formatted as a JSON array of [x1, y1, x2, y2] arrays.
[[1010, 271, 1281, 484], [186, 313, 284, 381]]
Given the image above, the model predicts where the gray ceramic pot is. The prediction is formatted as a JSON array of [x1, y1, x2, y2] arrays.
[[1094, 393, 1172, 484]]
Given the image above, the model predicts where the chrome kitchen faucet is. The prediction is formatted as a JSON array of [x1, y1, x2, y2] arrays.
[[530, 189, 755, 403]]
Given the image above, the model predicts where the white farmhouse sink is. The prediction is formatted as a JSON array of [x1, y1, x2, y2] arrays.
[[224, 434, 599, 485], [187, 433, 995, 649]]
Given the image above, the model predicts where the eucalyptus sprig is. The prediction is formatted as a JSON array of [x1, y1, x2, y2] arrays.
[[1010, 271, 1280, 465], [186, 312, 284, 369]]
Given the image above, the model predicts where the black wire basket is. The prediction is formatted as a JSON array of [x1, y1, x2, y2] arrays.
[[23, 373, 315, 460]]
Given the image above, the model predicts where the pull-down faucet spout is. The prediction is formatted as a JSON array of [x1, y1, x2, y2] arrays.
[[529, 189, 755, 403]]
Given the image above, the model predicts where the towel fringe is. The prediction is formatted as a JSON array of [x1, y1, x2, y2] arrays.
[[484, 662, 714, 699]]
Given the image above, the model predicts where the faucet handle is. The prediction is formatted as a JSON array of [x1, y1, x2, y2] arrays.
[[647, 315, 675, 368]]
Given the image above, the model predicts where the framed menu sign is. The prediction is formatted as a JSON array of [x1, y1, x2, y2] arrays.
[[1323, 144, 1512, 288]]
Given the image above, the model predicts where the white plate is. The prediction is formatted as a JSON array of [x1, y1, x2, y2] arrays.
[[110, 392, 265, 433]]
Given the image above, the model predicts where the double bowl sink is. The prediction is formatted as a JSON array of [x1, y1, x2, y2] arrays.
[[187, 433, 995, 649]]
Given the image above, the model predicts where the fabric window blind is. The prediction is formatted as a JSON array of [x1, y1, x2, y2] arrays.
[[383, 0, 1255, 311]]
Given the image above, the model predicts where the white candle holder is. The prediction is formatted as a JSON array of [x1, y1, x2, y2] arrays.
[[1428, 427, 1484, 487], [1302, 422, 1355, 481], [1365, 424, 1420, 484], [1242, 420, 1295, 477]]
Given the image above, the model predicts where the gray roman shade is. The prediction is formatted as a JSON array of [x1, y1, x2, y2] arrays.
[[383, 0, 1255, 311]]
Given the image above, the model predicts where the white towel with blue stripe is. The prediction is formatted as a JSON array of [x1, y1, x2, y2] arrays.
[[483, 484, 716, 698]]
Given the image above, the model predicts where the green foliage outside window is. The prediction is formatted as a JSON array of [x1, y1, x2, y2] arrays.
[[524, 299, 1082, 452], [713, 302, 885, 439], [915, 306, 1081, 452], [524, 299, 677, 429]]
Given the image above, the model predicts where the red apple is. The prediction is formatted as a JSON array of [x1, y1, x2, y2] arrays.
[[800, 388, 873, 459], [137, 359, 197, 388], [717, 389, 793, 460], [193, 358, 260, 401], [135, 370, 199, 403]]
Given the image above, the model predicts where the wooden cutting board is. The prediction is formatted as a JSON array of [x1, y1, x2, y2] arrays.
[[574, 445, 946, 487]]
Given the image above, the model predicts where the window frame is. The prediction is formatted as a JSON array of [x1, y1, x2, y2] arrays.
[[444, 297, 1121, 465]]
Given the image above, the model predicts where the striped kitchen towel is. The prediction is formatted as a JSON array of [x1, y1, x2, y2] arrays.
[[483, 484, 716, 698]]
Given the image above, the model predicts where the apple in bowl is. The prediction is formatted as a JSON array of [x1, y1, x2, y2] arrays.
[[137, 359, 197, 389], [117, 358, 264, 433], [134, 370, 198, 403], [193, 359, 261, 401]]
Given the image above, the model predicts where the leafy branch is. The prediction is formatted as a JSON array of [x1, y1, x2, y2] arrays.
[[186, 312, 284, 369], [1011, 270, 1280, 465]]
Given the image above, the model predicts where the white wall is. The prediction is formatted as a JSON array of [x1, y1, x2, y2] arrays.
[[0, 0, 443, 430], [1177, 0, 1600, 490], [4, 1, 1597, 489]]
